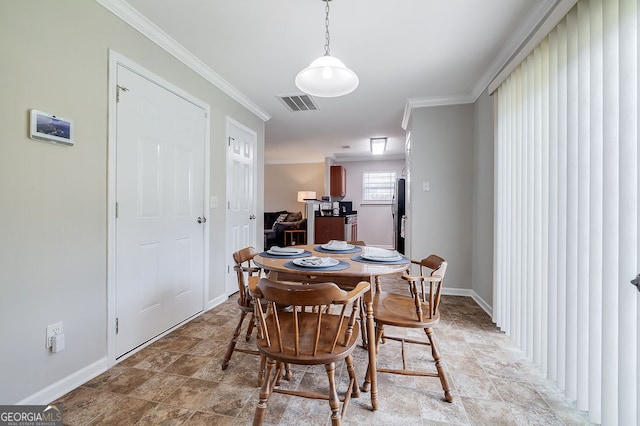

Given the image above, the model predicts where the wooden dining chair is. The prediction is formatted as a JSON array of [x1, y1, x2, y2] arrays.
[[365, 254, 453, 403], [221, 247, 263, 371], [251, 277, 370, 426]]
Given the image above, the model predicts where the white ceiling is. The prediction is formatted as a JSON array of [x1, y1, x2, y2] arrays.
[[122, 0, 555, 164]]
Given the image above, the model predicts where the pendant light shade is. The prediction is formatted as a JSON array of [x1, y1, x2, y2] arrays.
[[295, 0, 358, 98], [295, 55, 359, 97]]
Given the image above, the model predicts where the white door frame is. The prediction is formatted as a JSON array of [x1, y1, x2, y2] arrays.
[[225, 116, 258, 296], [106, 50, 211, 366]]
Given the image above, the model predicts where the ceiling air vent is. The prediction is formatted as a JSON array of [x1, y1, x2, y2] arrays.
[[277, 93, 319, 112]]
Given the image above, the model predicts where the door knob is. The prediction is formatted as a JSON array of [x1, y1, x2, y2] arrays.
[[249, 215, 256, 220], [197, 217, 207, 224]]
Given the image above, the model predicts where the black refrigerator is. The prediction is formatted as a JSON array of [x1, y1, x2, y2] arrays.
[[392, 178, 406, 254]]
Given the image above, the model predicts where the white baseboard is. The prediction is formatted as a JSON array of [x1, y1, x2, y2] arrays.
[[470, 292, 493, 317], [17, 357, 108, 405], [441, 287, 474, 297], [206, 294, 228, 311], [441, 288, 493, 317]]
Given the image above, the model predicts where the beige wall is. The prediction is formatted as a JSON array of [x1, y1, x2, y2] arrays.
[[471, 91, 495, 308], [0, 0, 264, 403], [264, 163, 324, 213], [407, 104, 474, 291]]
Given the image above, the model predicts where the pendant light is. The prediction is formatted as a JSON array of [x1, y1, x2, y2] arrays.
[[295, 0, 359, 97]]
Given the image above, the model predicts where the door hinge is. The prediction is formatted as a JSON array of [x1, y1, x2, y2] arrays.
[[116, 85, 129, 103], [228, 136, 234, 146], [115, 318, 119, 334], [115, 202, 119, 218], [227, 265, 230, 273]]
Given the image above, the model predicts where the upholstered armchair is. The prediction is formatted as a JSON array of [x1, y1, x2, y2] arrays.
[[264, 211, 306, 249]]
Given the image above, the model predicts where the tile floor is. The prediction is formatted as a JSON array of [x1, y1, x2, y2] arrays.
[[53, 276, 593, 425]]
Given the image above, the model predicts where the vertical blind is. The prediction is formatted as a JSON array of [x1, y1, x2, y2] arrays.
[[493, 0, 638, 424]]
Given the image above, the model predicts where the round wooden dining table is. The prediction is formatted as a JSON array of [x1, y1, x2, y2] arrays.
[[253, 244, 409, 411]]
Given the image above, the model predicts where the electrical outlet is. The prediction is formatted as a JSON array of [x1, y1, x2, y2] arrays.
[[46, 322, 63, 349]]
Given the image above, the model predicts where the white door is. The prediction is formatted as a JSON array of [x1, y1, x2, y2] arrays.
[[115, 65, 206, 358], [225, 119, 257, 296]]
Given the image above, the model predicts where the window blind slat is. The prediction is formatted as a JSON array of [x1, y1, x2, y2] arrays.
[[587, 1, 604, 420], [617, 0, 638, 423], [576, 1, 592, 410]]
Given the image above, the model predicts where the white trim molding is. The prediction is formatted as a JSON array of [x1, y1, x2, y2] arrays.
[[442, 288, 493, 318], [402, 95, 476, 130], [487, 0, 578, 94], [96, 0, 270, 122], [401, 0, 561, 130], [17, 358, 108, 405]]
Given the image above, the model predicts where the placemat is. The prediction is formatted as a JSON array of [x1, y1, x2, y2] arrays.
[[284, 260, 351, 272], [350, 254, 410, 265], [314, 245, 362, 254], [259, 250, 312, 259]]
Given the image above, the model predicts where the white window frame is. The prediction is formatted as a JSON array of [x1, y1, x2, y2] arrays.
[[362, 170, 396, 205]]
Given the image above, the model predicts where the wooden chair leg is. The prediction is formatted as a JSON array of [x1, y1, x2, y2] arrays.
[[362, 322, 384, 392], [222, 311, 248, 370], [283, 363, 292, 381], [253, 358, 277, 426], [425, 327, 452, 402], [275, 362, 284, 386], [358, 298, 368, 349], [325, 362, 341, 426], [245, 313, 256, 341], [345, 354, 360, 398], [258, 354, 266, 387]]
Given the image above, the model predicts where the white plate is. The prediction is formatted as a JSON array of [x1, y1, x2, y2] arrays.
[[320, 243, 355, 251], [292, 257, 340, 268], [267, 248, 304, 255], [361, 253, 403, 262]]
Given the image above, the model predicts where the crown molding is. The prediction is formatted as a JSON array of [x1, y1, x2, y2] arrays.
[[96, 0, 270, 122], [401, 95, 476, 130], [475, 0, 561, 98], [402, 0, 562, 131], [487, 0, 578, 93]]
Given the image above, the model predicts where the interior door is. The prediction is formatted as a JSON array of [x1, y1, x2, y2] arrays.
[[225, 119, 257, 296], [115, 65, 206, 358]]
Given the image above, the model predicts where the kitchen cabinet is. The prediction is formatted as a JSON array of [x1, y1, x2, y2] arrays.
[[330, 165, 346, 197], [314, 216, 344, 244], [314, 214, 357, 244]]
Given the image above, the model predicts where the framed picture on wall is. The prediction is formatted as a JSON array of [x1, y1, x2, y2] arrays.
[[29, 109, 74, 146]]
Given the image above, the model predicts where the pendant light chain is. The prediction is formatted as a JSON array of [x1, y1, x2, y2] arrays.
[[324, 0, 331, 56]]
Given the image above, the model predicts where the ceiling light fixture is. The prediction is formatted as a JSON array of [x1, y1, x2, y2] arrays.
[[370, 137, 387, 155], [295, 0, 359, 98]]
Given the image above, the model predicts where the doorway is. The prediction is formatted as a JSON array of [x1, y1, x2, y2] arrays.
[[225, 118, 258, 296]]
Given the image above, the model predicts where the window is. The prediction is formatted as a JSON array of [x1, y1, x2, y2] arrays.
[[362, 171, 396, 204]]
